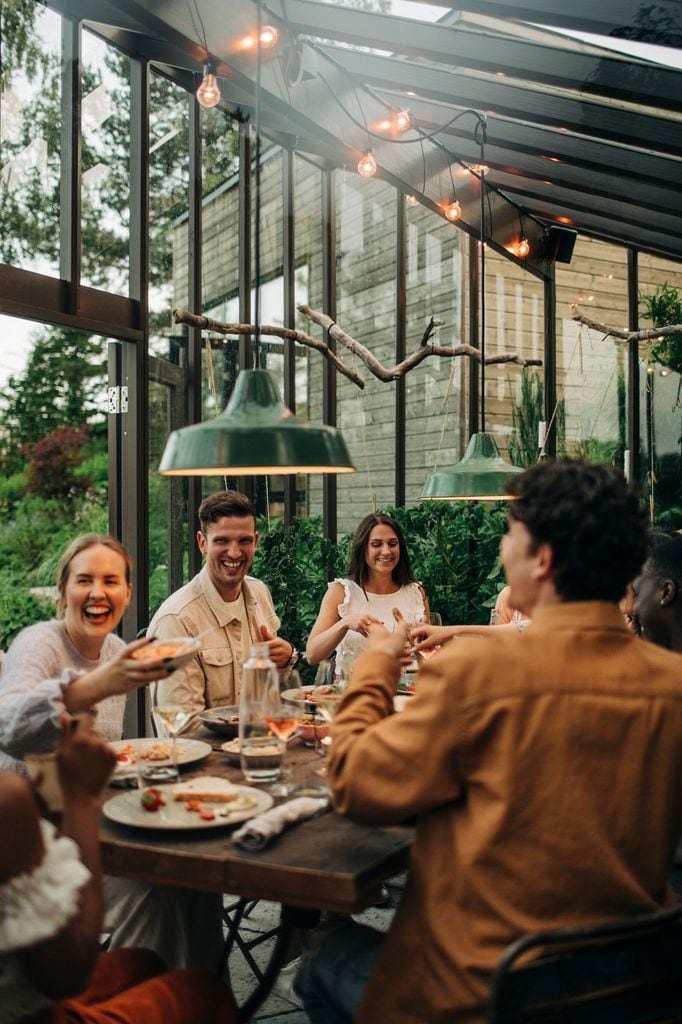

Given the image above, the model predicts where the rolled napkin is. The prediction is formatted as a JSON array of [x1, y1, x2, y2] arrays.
[[232, 796, 328, 851]]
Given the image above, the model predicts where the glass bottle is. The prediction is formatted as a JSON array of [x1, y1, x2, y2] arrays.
[[239, 642, 282, 783]]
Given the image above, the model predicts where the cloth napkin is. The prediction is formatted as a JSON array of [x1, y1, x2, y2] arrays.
[[231, 796, 328, 851]]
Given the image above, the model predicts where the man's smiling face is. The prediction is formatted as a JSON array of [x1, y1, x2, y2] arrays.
[[198, 515, 258, 599]]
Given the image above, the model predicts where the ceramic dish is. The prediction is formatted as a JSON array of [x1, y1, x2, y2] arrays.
[[103, 783, 273, 830], [131, 636, 200, 671], [198, 705, 240, 738], [109, 738, 212, 775], [220, 738, 241, 765]]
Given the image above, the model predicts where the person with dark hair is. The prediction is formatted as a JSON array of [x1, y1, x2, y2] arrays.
[[149, 490, 295, 717], [306, 512, 428, 667], [296, 460, 682, 1024]]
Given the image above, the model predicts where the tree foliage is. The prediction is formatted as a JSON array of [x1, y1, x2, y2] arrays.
[[24, 424, 90, 501]]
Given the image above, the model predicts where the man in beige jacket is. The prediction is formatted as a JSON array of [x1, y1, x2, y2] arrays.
[[150, 490, 296, 719], [296, 461, 682, 1024]]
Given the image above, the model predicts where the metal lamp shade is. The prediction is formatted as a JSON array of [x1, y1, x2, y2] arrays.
[[159, 369, 355, 476], [420, 431, 522, 501]]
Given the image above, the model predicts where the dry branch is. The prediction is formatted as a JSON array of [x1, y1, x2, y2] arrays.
[[571, 306, 682, 343], [173, 309, 365, 389], [173, 305, 542, 392]]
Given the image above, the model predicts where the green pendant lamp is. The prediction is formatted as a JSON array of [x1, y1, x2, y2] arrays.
[[421, 116, 521, 502], [159, 0, 354, 480], [159, 368, 354, 475]]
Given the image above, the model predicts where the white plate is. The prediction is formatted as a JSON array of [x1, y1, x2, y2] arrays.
[[110, 738, 212, 775], [281, 686, 343, 707], [103, 783, 273, 830], [130, 636, 200, 670]]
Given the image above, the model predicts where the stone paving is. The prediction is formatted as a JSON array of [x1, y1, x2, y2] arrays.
[[226, 877, 404, 1022]]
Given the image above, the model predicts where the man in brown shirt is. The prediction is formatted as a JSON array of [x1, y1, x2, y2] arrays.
[[296, 461, 682, 1024]]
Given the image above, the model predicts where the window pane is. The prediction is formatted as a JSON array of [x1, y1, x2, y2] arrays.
[[80, 29, 130, 292], [0, 2, 61, 276]]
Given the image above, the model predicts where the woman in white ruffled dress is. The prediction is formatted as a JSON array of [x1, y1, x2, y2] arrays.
[[306, 512, 429, 668]]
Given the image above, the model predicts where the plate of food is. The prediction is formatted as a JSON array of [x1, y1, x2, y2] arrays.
[[198, 705, 240, 738], [103, 777, 273, 830], [130, 636, 200, 671], [281, 685, 343, 712], [110, 738, 212, 775]]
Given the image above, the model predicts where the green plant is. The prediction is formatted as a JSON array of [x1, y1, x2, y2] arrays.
[[640, 283, 682, 373], [0, 570, 54, 648], [509, 370, 566, 467]]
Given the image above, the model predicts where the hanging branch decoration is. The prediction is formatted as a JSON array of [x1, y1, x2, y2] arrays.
[[572, 306, 682, 344], [173, 307, 542, 390]]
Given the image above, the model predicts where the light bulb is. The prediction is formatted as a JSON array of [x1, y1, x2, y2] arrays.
[[260, 25, 279, 48], [406, 194, 419, 206], [445, 199, 462, 222], [395, 108, 410, 131], [516, 237, 530, 257], [358, 150, 377, 178], [196, 64, 220, 108], [471, 163, 489, 176]]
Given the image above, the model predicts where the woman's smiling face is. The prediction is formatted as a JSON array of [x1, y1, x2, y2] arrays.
[[365, 524, 401, 577], [61, 543, 132, 654]]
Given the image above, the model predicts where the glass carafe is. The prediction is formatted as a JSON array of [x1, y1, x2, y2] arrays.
[[238, 642, 282, 783]]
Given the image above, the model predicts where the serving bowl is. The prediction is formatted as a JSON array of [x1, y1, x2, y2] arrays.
[[132, 636, 200, 671], [299, 715, 330, 747], [199, 705, 240, 737]]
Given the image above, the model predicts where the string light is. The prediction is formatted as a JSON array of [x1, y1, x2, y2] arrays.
[[358, 150, 377, 177], [516, 237, 530, 257], [395, 108, 410, 131], [260, 25, 278, 48], [196, 62, 221, 108], [471, 163, 489, 176], [445, 199, 462, 222], [406, 194, 419, 206]]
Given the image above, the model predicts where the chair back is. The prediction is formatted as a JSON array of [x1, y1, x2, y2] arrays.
[[487, 904, 682, 1023]]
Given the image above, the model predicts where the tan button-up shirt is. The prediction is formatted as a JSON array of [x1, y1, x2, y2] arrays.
[[329, 602, 682, 1024], [149, 566, 280, 716]]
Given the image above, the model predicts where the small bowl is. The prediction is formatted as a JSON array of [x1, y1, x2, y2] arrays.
[[132, 636, 200, 671], [298, 716, 330, 747], [199, 705, 240, 737], [220, 738, 241, 764]]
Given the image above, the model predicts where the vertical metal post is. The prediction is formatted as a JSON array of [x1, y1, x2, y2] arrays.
[[283, 149, 297, 525], [543, 264, 557, 458], [238, 122, 254, 500], [468, 235, 479, 437], [627, 248, 640, 485], [125, 58, 150, 739], [60, 18, 81, 312], [108, 340, 123, 539], [395, 193, 406, 506], [187, 92, 203, 577], [321, 167, 337, 541]]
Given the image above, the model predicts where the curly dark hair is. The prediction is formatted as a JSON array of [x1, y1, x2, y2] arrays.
[[506, 460, 647, 603], [347, 513, 415, 589], [198, 490, 257, 532]]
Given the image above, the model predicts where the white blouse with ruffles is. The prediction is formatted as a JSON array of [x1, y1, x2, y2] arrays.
[[332, 577, 425, 667], [0, 819, 91, 1023]]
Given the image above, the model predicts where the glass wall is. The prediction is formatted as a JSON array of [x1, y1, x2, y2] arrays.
[[555, 237, 628, 468], [405, 199, 465, 502], [0, 2, 62, 277], [80, 29, 130, 292]]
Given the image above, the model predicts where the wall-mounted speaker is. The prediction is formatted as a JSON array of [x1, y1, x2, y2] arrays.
[[542, 224, 577, 264]]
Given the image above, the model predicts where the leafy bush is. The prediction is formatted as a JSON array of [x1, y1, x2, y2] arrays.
[[0, 570, 54, 649], [24, 424, 91, 501], [640, 283, 682, 373]]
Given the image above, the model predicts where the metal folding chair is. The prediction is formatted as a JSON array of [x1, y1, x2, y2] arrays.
[[487, 903, 682, 1023]]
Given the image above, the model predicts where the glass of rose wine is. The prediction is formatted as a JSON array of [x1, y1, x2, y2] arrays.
[[262, 670, 305, 795]]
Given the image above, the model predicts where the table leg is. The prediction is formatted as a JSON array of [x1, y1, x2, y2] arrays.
[[237, 905, 321, 1023]]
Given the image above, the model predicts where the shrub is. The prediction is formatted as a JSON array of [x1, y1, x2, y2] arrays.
[[24, 424, 91, 501], [0, 571, 54, 649]]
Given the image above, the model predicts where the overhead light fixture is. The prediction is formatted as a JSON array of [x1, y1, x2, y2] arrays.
[[196, 61, 221, 108], [159, 369, 354, 475], [421, 115, 522, 501], [358, 149, 377, 177], [164, 2, 355, 480]]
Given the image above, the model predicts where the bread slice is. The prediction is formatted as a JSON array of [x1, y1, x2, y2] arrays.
[[173, 775, 239, 802]]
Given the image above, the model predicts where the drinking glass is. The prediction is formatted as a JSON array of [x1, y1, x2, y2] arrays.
[[262, 669, 305, 795], [145, 705, 193, 784]]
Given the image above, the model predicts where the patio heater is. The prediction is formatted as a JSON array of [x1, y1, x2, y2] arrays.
[[159, 4, 354, 478], [421, 118, 522, 501]]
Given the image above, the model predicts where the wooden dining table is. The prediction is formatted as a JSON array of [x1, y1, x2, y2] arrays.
[[100, 730, 414, 1020]]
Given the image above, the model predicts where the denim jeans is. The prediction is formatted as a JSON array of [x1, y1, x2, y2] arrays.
[[294, 920, 385, 1024]]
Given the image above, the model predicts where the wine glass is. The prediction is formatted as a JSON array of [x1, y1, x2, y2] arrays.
[[262, 669, 305, 795], [148, 704, 193, 784]]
